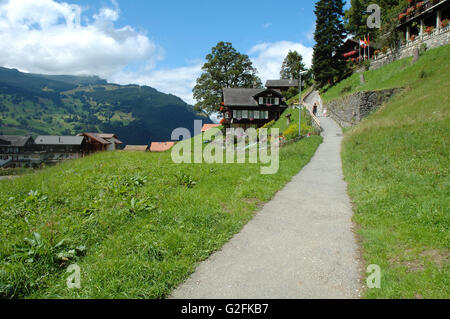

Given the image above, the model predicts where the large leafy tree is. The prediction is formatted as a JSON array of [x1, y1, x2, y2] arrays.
[[312, 0, 348, 88], [193, 42, 262, 114], [280, 50, 306, 80]]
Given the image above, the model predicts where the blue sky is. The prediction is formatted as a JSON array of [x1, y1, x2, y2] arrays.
[[0, 0, 350, 103]]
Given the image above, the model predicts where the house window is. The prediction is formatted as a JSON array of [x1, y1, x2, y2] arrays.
[[263, 111, 269, 119], [254, 110, 260, 119], [248, 110, 254, 119], [262, 97, 277, 105], [242, 110, 248, 119]]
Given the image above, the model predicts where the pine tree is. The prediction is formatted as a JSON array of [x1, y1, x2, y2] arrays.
[[312, 0, 348, 88]]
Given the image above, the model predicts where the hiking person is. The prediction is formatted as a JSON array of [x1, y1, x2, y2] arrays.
[[313, 103, 318, 116]]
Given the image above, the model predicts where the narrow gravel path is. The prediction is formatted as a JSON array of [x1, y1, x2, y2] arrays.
[[171, 92, 362, 299]]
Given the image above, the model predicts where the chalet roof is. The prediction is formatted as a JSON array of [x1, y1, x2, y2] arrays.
[[35, 136, 85, 145], [201, 124, 221, 132], [265, 79, 299, 88], [223, 88, 265, 107], [0, 135, 33, 147], [124, 145, 148, 151], [223, 88, 285, 107], [77, 133, 123, 145], [150, 142, 175, 152]]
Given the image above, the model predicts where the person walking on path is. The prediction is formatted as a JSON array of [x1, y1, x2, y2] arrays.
[[313, 103, 318, 117]]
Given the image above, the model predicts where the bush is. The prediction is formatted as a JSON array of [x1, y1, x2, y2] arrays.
[[282, 124, 299, 140]]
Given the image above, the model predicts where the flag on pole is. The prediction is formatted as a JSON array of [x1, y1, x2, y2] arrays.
[[367, 34, 371, 59]]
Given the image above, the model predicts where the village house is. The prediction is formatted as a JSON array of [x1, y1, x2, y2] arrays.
[[341, 38, 376, 62], [150, 142, 175, 152], [0, 135, 35, 168], [265, 79, 299, 93], [201, 124, 221, 132], [77, 133, 123, 153], [398, 0, 449, 44], [220, 87, 289, 130], [0, 132, 123, 168], [34, 136, 86, 164]]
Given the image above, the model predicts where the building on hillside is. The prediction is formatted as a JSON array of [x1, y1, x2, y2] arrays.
[[371, 0, 449, 69], [397, 0, 449, 44], [150, 142, 175, 152], [34, 136, 86, 164], [123, 145, 149, 152], [77, 133, 123, 153], [265, 80, 299, 93], [220, 88, 288, 130], [341, 38, 376, 62], [201, 124, 221, 132], [0, 135, 36, 168]]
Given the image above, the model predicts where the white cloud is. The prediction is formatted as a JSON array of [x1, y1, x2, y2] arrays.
[[0, 0, 162, 77], [0, 0, 314, 108], [248, 41, 313, 83], [111, 64, 203, 105]]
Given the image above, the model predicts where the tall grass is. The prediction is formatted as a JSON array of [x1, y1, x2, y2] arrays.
[[0, 136, 322, 298], [341, 44, 450, 298]]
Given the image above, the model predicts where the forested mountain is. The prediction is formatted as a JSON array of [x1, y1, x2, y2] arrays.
[[0, 67, 211, 145]]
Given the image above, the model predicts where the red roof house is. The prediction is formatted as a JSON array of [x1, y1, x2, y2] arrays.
[[201, 124, 221, 132], [150, 142, 175, 152]]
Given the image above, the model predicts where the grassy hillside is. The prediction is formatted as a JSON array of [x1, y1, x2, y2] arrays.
[[338, 44, 449, 298], [0, 135, 322, 298], [0, 67, 210, 145]]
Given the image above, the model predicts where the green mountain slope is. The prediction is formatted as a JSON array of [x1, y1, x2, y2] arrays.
[[0, 67, 211, 145], [337, 44, 450, 298]]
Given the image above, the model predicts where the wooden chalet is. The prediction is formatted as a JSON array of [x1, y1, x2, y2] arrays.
[[0, 135, 35, 168], [341, 38, 376, 62], [77, 133, 123, 153], [397, 0, 449, 43], [265, 79, 299, 93], [220, 88, 288, 130], [34, 136, 86, 164]]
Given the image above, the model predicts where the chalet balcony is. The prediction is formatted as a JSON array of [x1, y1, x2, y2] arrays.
[[399, 0, 447, 26]]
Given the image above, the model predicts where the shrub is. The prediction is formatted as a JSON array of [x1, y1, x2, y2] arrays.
[[282, 124, 299, 140]]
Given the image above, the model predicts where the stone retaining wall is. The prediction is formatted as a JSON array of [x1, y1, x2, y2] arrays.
[[324, 89, 400, 128]]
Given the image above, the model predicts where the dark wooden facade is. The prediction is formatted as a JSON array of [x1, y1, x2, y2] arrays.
[[220, 88, 288, 129]]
